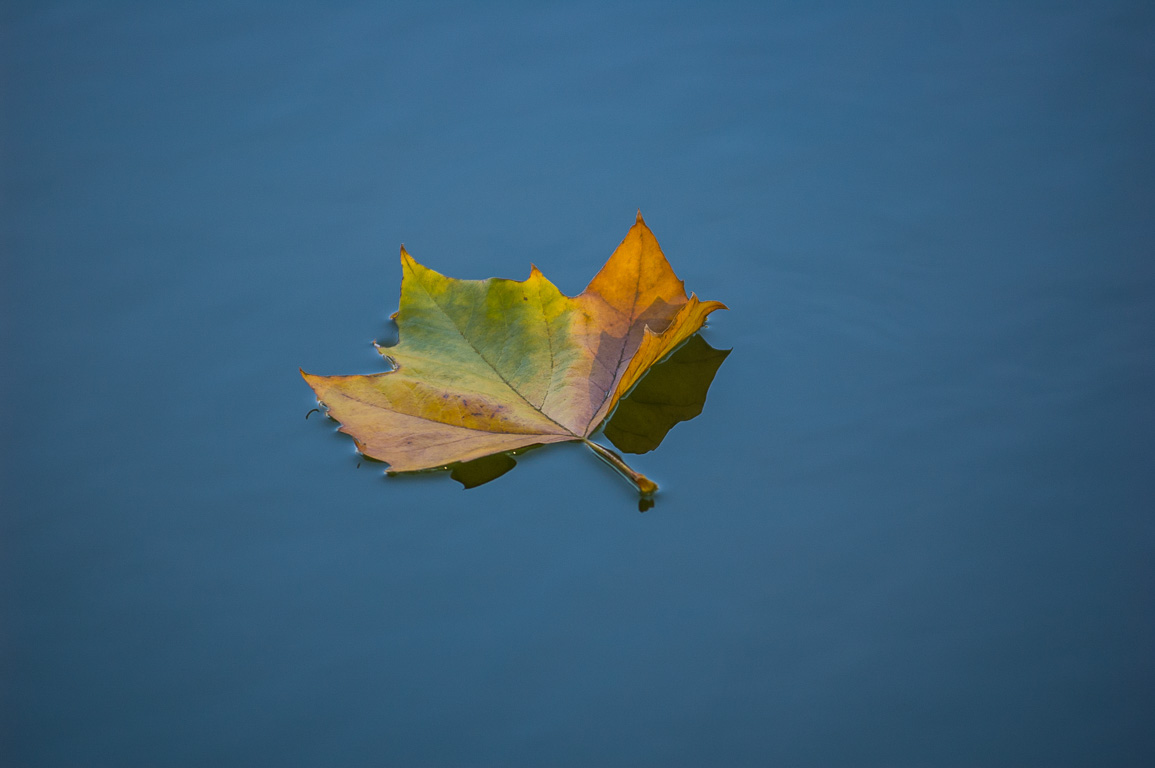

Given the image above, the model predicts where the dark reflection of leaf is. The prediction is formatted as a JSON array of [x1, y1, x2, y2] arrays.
[[602, 334, 730, 455], [450, 452, 517, 489]]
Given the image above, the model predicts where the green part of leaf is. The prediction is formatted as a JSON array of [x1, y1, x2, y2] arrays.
[[603, 334, 731, 455]]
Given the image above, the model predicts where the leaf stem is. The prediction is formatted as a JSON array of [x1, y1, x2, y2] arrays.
[[581, 439, 658, 496]]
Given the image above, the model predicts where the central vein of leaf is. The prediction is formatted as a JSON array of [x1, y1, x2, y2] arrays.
[[581, 262, 643, 435], [535, 277, 557, 412]]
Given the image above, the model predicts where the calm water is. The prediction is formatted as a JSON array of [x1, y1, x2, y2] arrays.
[[3, 2, 1154, 765]]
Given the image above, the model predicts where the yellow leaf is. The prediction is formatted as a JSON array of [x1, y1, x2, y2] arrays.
[[301, 213, 726, 496]]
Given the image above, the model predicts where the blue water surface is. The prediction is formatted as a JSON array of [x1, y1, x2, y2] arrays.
[[3, 2, 1154, 766]]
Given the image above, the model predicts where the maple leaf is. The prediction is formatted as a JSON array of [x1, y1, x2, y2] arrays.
[[301, 212, 726, 497]]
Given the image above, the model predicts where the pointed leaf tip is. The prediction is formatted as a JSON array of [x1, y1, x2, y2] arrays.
[[636, 209, 644, 224], [687, 292, 730, 313]]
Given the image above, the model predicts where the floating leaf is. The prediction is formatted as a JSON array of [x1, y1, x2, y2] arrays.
[[302, 213, 726, 497]]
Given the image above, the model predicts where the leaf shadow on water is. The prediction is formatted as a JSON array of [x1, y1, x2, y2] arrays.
[[600, 333, 731, 455]]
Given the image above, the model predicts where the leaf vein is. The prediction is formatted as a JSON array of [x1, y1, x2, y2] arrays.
[[413, 268, 575, 436]]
